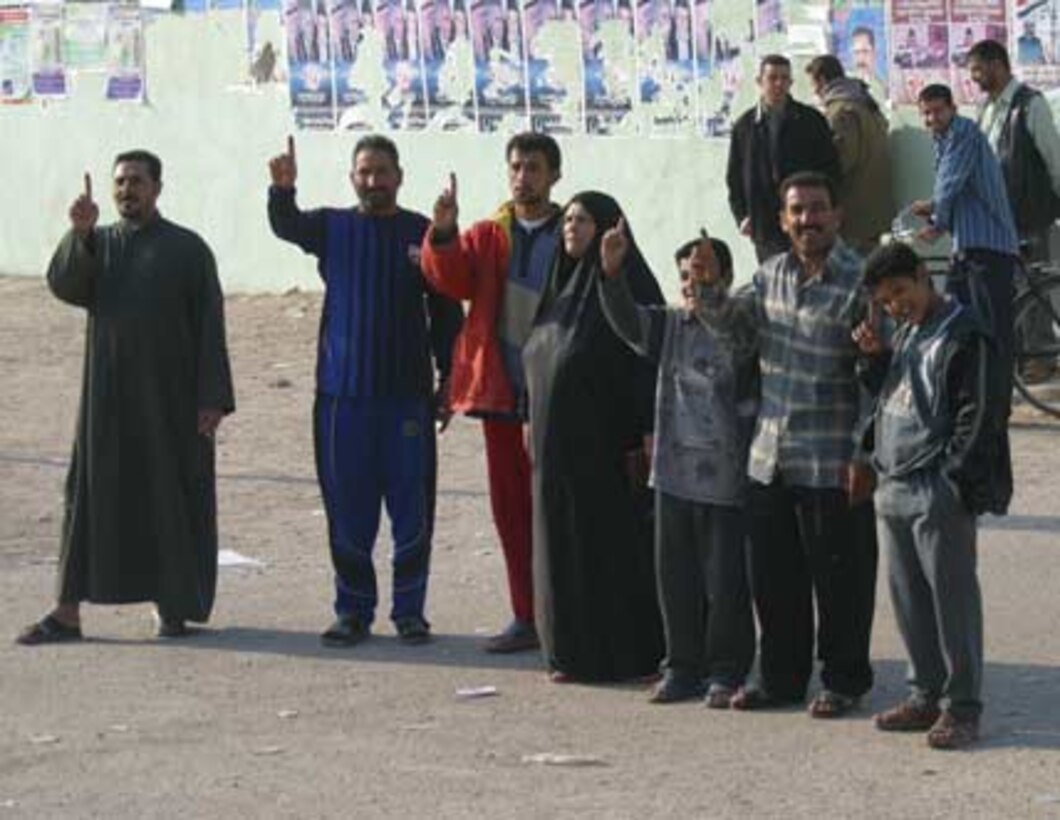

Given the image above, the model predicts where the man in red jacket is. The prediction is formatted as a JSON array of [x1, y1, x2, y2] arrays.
[[421, 133, 562, 653]]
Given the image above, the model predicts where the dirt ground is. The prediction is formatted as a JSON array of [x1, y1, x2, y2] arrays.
[[1, 273, 1059, 819]]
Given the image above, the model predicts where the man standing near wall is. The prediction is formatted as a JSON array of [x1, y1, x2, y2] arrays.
[[268, 135, 463, 647], [807, 54, 893, 253], [17, 150, 235, 645], [726, 54, 840, 263], [421, 133, 562, 654], [968, 38, 1060, 384], [911, 84, 1018, 516]]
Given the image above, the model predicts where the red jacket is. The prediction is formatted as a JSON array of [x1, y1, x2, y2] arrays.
[[420, 204, 518, 415]]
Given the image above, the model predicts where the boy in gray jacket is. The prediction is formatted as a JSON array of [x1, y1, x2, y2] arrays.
[[599, 223, 758, 706], [854, 242, 1001, 750]]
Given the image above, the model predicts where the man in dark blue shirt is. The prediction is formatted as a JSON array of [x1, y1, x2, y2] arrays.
[[268, 134, 462, 647]]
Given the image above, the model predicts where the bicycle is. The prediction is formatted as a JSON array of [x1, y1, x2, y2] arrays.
[[888, 207, 1060, 418]]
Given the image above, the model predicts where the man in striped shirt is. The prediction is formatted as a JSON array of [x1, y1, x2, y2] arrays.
[[731, 171, 878, 717], [267, 134, 463, 647], [911, 83, 1016, 516]]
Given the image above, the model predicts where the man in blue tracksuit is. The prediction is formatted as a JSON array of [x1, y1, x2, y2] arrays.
[[267, 134, 462, 647]]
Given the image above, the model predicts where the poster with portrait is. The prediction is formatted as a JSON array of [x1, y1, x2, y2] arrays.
[[470, 0, 529, 132], [419, 0, 477, 130], [524, 0, 583, 132], [104, 5, 145, 102], [635, 0, 697, 136], [283, 0, 336, 127], [831, 0, 888, 103], [1012, 0, 1060, 88], [580, 0, 637, 134], [30, 3, 66, 98], [696, 0, 753, 136], [890, 0, 950, 104], [0, 6, 30, 104], [62, 2, 108, 71], [949, 0, 1006, 102]]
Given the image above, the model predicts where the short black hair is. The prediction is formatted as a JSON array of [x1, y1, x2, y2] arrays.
[[114, 149, 162, 182], [778, 171, 837, 209], [863, 242, 923, 288], [353, 134, 401, 168], [918, 83, 954, 106], [806, 54, 845, 84], [505, 131, 561, 172], [674, 236, 734, 286], [967, 38, 1011, 70], [851, 26, 875, 46], [759, 53, 791, 74]]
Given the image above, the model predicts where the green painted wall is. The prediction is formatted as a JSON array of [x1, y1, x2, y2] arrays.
[[1, 13, 943, 295]]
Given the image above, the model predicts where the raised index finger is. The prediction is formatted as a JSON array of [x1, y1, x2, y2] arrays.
[[449, 172, 457, 199], [287, 134, 296, 160], [84, 172, 92, 200]]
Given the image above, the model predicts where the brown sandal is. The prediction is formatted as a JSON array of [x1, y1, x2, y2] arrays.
[[16, 615, 83, 646], [808, 690, 859, 718]]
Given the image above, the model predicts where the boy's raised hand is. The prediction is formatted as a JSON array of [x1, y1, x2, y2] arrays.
[[852, 303, 885, 355], [600, 217, 629, 278]]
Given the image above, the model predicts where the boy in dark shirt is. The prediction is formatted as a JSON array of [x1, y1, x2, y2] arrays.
[[853, 242, 1000, 750]]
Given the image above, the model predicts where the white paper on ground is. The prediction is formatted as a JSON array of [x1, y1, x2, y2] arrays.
[[218, 549, 265, 568]]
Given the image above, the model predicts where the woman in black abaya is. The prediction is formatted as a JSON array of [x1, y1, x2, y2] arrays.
[[523, 191, 665, 683]]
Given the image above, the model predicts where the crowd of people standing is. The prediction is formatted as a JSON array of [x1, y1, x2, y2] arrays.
[[17, 38, 1060, 755]]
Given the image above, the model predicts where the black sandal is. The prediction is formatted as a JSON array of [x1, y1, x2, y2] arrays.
[[16, 615, 83, 646]]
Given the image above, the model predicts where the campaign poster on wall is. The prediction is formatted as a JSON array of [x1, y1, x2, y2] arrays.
[[635, 0, 697, 136], [283, 0, 336, 127], [63, 3, 108, 71], [0, 6, 31, 104], [831, 0, 888, 102], [890, 0, 950, 104], [470, 0, 528, 132], [104, 5, 145, 102], [949, 0, 1006, 102], [580, 0, 637, 134], [697, 0, 753, 136], [30, 3, 66, 98], [418, 0, 477, 130], [524, 0, 583, 132], [373, 0, 429, 129], [1012, 0, 1060, 88]]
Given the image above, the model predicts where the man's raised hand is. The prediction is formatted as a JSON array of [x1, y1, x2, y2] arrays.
[[69, 172, 99, 238], [600, 217, 629, 277], [268, 135, 298, 189], [432, 172, 459, 234]]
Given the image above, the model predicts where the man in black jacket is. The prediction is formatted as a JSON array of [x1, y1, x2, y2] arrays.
[[726, 54, 841, 263]]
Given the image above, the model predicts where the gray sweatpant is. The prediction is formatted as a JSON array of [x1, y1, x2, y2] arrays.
[[876, 472, 983, 718]]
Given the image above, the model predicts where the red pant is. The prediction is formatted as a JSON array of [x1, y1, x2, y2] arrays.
[[482, 418, 534, 623]]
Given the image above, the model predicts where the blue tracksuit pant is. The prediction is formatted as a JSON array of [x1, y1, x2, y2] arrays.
[[314, 394, 436, 625]]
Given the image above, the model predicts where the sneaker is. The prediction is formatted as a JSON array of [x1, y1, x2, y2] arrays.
[[874, 699, 942, 732], [395, 615, 431, 645], [926, 711, 979, 750], [321, 615, 370, 647], [704, 683, 736, 710], [648, 671, 705, 704], [483, 619, 539, 654]]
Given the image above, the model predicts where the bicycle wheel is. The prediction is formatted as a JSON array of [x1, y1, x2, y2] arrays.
[[1013, 273, 1060, 418]]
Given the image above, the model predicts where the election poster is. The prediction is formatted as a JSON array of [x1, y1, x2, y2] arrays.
[[374, 0, 428, 129], [283, 0, 336, 127], [30, 2, 66, 98], [524, 0, 583, 133], [63, 2, 108, 71], [889, 0, 950, 104], [581, 0, 637, 134], [0, 5, 30, 104], [418, 0, 477, 130], [635, 0, 698, 136], [104, 4, 146, 102], [697, 0, 753, 136], [831, 0, 888, 103], [1012, 0, 1060, 88], [470, 0, 529, 132], [949, 0, 1006, 102]]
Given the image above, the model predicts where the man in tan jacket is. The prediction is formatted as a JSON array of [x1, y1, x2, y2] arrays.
[[807, 55, 893, 253]]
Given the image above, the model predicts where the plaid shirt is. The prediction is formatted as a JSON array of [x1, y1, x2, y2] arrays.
[[745, 242, 867, 489]]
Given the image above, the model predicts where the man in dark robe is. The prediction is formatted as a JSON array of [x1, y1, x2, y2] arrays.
[[17, 150, 235, 645]]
